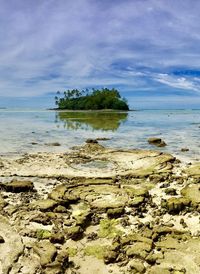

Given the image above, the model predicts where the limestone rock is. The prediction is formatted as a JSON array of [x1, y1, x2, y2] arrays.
[[65, 226, 83, 240], [148, 137, 167, 147], [31, 199, 58, 211], [86, 139, 98, 144], [161, 197, 190, 213], [126, 242, 152, 258], [107, 207, 124, 218], [181, 184, 200, 204], [33, 240, 57, 266], [184, 164, 200, 177], [148, 266, 171, 274], [0, 236, 4, 243], [128, 259, 145, 273], [45, 142, 61, 146], [0, 195, 7, 210], [181, 148, 189, 152], [50, 233, 65, 244], [103, 250, 118, 264], [0, 180, 34, 192], [129, 196, 144, 206], [121, 233, 153, 246], [0, 215, 24, 274]]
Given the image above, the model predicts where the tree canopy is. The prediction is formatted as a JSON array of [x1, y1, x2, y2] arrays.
[[55, 88, 129, 110]]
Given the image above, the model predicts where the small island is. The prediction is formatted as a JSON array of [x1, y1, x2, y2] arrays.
[[54, 88, 129, 110]]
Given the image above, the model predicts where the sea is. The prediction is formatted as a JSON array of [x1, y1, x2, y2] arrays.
[[0, 108, 199, 163]]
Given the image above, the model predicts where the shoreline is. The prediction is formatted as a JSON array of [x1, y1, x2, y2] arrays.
[[48, 108, 135, 112], [0, 142, 199, 273]]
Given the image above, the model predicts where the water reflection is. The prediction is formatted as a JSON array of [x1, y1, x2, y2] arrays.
[[55, 111, 128, 131]]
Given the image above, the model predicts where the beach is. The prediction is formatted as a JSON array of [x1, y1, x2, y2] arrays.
[[0, 134, 200, 273], [1, 0, 200, 273]]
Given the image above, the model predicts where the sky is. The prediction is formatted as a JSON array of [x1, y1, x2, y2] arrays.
[[1, 0, 200, 109]]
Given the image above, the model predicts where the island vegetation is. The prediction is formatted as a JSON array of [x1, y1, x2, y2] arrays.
[[54, 88, 129, 110]]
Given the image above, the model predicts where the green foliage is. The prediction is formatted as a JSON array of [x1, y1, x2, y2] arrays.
[[55, 88, 129, 110]]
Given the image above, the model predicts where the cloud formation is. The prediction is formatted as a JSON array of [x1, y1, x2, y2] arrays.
[[0, 0, 200, 105]]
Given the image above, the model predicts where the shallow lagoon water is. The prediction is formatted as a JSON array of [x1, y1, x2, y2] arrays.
[[0, 109, 199, 162]]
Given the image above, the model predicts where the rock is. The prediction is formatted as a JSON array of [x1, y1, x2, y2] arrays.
[[56, 250, 69, 267], [0, 215, 24, 274], [96, 137, 110, 141], [152, 226, 185, 236], [0, 180, 34, 192], [84, 245, 110, 262], [0, 236, 4, 243], [65, 226, 83, 240], [50, 233, 65, 244], [53, 205, 68, 213], [98, 219, 122, 239], [48, 185, 69, 204], [87, 232, 98, 241], [129, 196, 144, 207], [148, 137, 167, 147], [156, 235, 180, 249], [184, 164, 200, 177], [107, 207, 124, 218], [103, 250, 118, 264], [36, 229, 52, 239], [125, 186, 149, 198], [148, 266, 171, 274], [181, 184, 200, 205], [160, 182, 170, 188], [32, 199, 58, 211], [128, 259, 145, 273], [86, 139, 98, 144], [42, 250, 71, 274], [42, 263, 63, 274], [164, 188, 177, 195], [161, 197, 190, 213], [180, 218, 187, 228], [126, 242, 152, 259], [33, 240, 57, 266], [45, 142, 61, 146], [146, 252, 163, 264], [71, 202, 91, 227], [0, 143, 175, 178], [0, 195, 7, 210], [60, 184, 129, 211], [121, 233, 153, 246], [181, 148, 189, 152], [30, 213, 51, 225]]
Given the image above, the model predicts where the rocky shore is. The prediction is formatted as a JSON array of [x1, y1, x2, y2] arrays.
[[0, 141, 200, 274]]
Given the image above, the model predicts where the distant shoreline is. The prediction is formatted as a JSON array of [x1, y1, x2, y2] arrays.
[[48, 108, 135, 112]]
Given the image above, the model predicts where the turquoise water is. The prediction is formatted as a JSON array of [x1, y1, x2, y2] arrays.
[[0, 109, 199, 162]]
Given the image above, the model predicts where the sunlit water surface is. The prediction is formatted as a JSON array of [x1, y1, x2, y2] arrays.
[[0, 109, 199, 162]]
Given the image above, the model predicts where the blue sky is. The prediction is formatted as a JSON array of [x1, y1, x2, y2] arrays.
[[0, 0, 200, 109]]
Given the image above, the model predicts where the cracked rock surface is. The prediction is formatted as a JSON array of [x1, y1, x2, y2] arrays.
[[0, 142, 199, 273]]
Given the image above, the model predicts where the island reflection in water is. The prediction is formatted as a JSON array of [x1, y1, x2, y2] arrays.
[[55, 111, 128, 131]]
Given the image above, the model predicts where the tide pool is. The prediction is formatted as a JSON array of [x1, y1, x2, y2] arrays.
[[0, 109, 199, 162]]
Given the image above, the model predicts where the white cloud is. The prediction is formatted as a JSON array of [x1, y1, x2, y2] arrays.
[[154, 74, 200, 92], [0, 0, 200, 100]]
